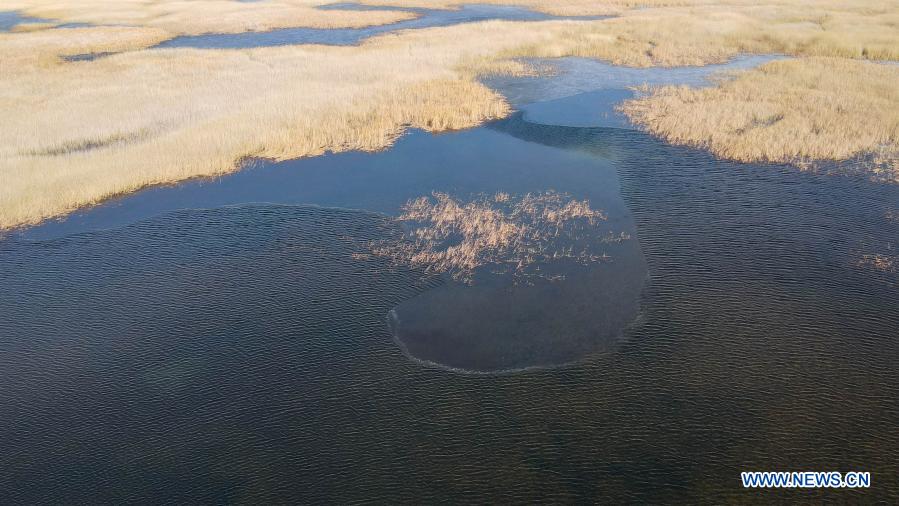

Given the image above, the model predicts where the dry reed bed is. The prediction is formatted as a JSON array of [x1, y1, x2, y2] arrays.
[[2, 0, 898, 229], [619, 58, 899, 175]]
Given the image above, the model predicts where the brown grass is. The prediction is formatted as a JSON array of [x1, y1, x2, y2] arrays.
[[353, 1, 899, 66], [619, 58, 899, 173], [512, 1, 899, 66], [2, 0, 898, 229], [372, 192, 609, 283]]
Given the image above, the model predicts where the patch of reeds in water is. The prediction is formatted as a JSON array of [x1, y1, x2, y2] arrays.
[[371, 191, 614, 283], [858, 253, 897, 274]]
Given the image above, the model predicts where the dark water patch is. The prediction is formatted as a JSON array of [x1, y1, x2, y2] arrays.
[[156, 4, 605, 49], [610, 129, 899, 501], [490, 109, 623, 158], [0, 204, 437, 503], [390, 241, 646, 373]]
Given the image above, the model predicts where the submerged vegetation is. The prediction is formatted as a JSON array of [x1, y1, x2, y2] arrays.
[[859, 253, 897, 274], [371, 191, 610, 283], [1, 0, 898, 229]]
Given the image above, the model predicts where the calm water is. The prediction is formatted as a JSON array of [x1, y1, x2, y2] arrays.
[[2, 58, 898, 503]]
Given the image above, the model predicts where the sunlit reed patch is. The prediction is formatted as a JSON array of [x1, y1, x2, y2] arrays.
[[371, 191, 618, 283], [619, 58, 899, 179], [858, 253, 897, 273]]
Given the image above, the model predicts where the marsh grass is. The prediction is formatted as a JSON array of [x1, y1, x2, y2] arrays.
[[371, 192, 609, 283], [619, 58, 899, 175], [0, 26, 171, 70], [357, 0, 634, 16]]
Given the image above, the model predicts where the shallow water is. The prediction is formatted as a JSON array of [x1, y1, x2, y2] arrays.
[[3, 57, 899, 502], [156, 4, 605, 49]]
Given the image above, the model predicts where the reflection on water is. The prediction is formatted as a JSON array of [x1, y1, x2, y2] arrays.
[[157, 4, 604, 49]]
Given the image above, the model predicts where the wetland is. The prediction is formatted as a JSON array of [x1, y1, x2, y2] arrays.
[[1, 1, 898, 503]]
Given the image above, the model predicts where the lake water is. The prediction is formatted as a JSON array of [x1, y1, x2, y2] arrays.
[[2, 56, 898, 502]]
